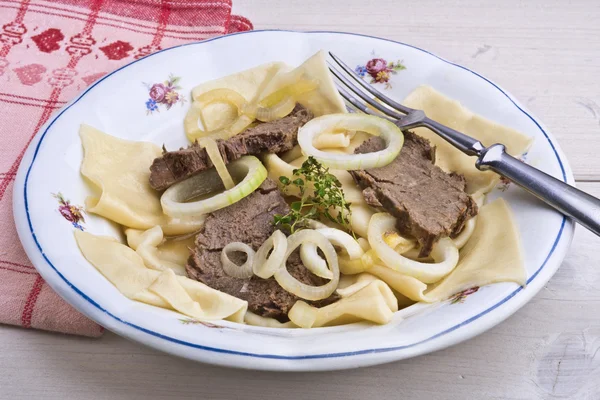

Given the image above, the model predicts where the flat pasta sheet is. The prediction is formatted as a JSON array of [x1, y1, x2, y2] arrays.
[[75, 230, 247, 322], [80, 125, 204, 236]]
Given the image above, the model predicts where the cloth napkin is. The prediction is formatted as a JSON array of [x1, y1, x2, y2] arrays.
[[0, 0, 252, 337]]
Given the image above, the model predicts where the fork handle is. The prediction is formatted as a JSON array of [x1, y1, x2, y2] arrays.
[[476, 144, 600, 236]]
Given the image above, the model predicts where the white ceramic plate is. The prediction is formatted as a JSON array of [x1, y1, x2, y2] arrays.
[[13, 30, 575, 371]]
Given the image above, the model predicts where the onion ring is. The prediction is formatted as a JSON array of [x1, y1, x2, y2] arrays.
[[274, 229, 339, 301], [297, 114, 404, 170], [368, 213, 459, 283], [161, 156, 267, 218], [253, 230, 287, 279], [221, 242, 254, 279]]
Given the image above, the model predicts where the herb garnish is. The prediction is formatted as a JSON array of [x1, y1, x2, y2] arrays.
[[273, 156, 353, 235]]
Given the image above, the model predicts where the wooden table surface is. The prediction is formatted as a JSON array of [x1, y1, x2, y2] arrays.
[[2, 0, 599, 398]]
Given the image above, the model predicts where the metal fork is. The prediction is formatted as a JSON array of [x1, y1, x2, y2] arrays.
[[328, 52, 600, 236]]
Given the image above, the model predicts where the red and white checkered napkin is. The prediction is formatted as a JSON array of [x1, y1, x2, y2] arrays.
[[0, 0, 252, 337]]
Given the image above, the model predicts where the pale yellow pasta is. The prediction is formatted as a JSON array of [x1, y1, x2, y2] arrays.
[[74, 230, 247, 322], [262, 50, 347, 116], [367, 264, 430, 302], [329, 169, 366, 205], [79, 125, 204, 235], [126, 228, 195, 267], [244, 312, 297, 328], [349, 203, 375, 238], [403, 85, 533, 194], [288, 279, 398, 328], [192, 62, 289, 131], [125, 226, 190, 276], [313, 132, 350, 149], [148, 269, 207, 319], [335, 273, 379, 297], [190, 50, 346, 135], [425, 198, 526, 301]]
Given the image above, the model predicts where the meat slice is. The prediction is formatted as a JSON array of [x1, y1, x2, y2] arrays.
[[186, 178, 338, 322], [349, 131, 478, 257], [150, 105, 313, 191]]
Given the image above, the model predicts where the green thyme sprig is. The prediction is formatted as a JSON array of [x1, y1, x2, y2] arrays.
[[273, 156, 353, 235]]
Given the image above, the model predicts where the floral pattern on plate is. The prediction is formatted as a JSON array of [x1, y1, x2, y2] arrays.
[[497, 152, 529, 191], [144, 74, 186, 114], [179, 318, 229, 329], [355, 53, 406, 89], [52, 192, 85, 230], [449, 287, 480, 304]]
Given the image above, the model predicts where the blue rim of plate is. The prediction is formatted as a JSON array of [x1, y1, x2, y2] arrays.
[[22, 30, 568, 360]]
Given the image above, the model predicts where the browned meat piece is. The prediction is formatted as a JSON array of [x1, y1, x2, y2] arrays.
[[349, 131, 478, 258], [186, 178, 338, 322], [150, 105, 313, 191]]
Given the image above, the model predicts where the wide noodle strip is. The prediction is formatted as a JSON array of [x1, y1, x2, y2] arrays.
[[244, 312, 298, 328], [125, 227, 195, 276], [288, 278, 398, 328], [75, 231, 247, 322], [403, 85, 533, 194], [79, 125, 204, 235], [124, 226, 187, 276]]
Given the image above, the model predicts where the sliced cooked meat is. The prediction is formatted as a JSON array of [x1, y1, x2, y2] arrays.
[[349, 131, 478, 258], [186, 178, 338, 322], [150, 105, 313, 191]]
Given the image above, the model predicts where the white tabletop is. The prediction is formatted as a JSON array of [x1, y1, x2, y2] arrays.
[[3, 0, 600, 398]]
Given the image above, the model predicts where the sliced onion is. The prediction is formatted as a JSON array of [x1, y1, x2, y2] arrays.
[[274, 229, 339, 301], [368, 213, 459, 284], [300, 243, 331, 279], [297, 114, 404, 170], [185, 89, 254, 142], [253, 230, 287, 279], [315, 228, 363, 259], [198, 137, 235, 190], [243, 96, 297, 123], [300, 227, 362, 279], [452, 217, 476, 249], [221, 242, 254, 279], [161, 156, 267, 218]]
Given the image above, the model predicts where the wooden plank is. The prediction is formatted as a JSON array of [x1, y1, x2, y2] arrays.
[[1, 182, 598, 399]]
